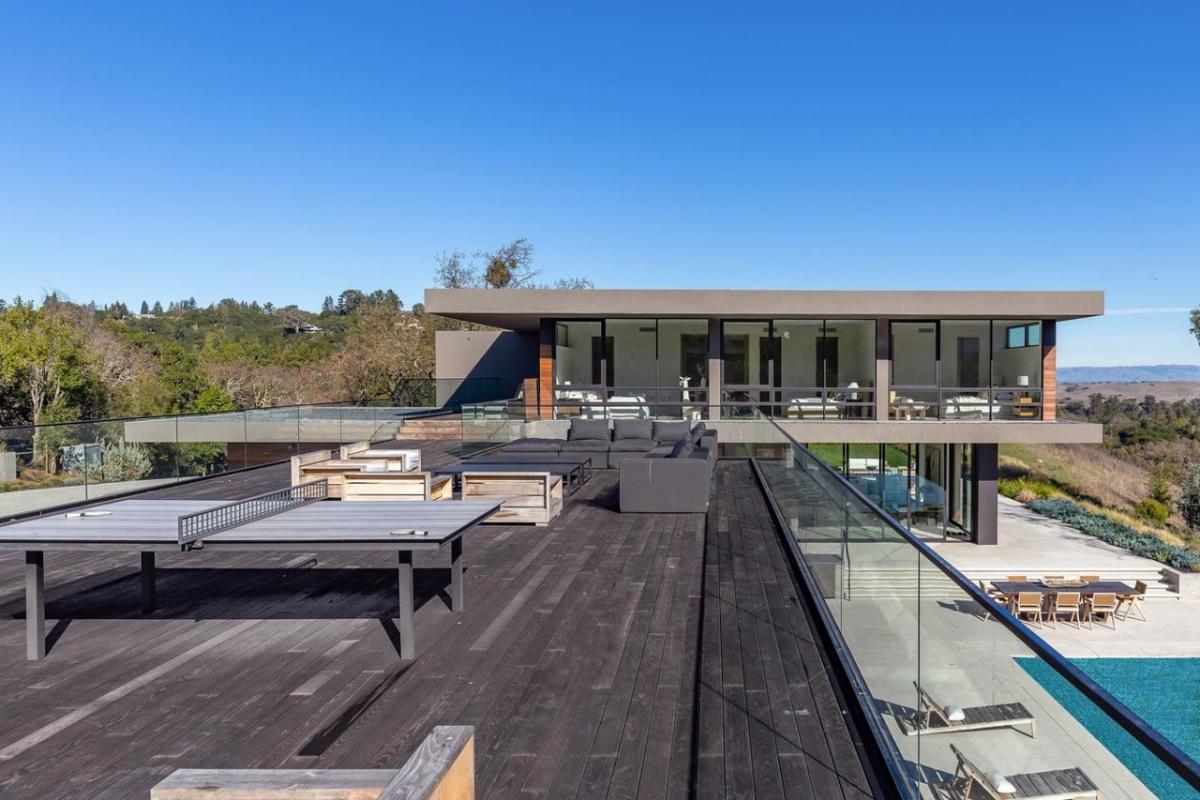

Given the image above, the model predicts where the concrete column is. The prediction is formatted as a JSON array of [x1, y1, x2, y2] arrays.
[[707, 318, 722, 421], [875, 318, 890, 421], [973, 443, 999, 545]]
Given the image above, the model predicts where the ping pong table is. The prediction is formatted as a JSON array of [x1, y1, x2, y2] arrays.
[[0, 481, 500, 661]]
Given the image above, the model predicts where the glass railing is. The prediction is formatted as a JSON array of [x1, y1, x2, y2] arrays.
[[890, 386, 1044, 420], [754, 417, 1200, 799], [0, 381, 507, 521]]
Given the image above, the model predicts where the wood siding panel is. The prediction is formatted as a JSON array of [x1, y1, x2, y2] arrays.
[[1042, 320, 1057, 421], [537, 319, 554, 419]]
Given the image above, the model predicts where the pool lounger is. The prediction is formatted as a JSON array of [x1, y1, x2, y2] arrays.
[[907, 682, 1037, 738], [947, 744, 1100, 800]]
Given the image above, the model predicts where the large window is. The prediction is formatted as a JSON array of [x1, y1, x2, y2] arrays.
[[553, 319, 709, 419], [889, 322, 938, 419], [890, 320, 1044, 420], [812, 442, 975, 540], [723, 319, 876, 418]]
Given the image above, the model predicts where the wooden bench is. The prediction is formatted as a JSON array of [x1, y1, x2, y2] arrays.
[[152, 726, 474, 799], [461, 471, 563, 526], [343, 471, 453, 501], [290, 451, 388, 499], [340, 440, 422, 472]]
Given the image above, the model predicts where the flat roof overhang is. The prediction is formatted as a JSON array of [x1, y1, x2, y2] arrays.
[[424, 288, 1105, 331]]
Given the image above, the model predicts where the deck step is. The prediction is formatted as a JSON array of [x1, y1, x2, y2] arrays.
[[397, 414, 463, 440]]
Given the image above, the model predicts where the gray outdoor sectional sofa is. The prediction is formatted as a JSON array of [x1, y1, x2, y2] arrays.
[[501, 418, 717, 513]]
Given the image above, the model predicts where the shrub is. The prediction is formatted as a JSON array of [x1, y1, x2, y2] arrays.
[[999, 477, 1055, 501], [1029, 498, 1200, 571], [99, 442, 153, 482], [1134, 498, 1170, 525]]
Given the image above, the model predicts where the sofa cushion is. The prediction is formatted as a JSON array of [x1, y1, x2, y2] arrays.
[[653, 420, 691, 443], [689, 422, 708, 446], [613, 419, 653, 441], [505, 438, 563, 453], [569, 418, 611, 441], [669, 435, 694, 459], [609, 438, 655, 452], [648, 444, 675, 458], [560, 439, 610, 452]]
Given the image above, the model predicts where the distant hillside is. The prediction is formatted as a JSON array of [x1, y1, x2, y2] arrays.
[[1058, 364, 1200, 383]]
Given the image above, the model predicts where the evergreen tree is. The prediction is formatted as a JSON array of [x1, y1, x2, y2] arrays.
[[139, 301, 149, 314], [151, 301, 163, 315]]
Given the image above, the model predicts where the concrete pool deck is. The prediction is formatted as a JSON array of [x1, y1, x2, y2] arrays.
[[928, 496, 1200, 658]]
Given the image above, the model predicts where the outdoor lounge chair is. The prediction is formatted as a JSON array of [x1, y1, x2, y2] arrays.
[[1085, 592, 1119, 629], [1117, 580, 1148, 622], [946, 744, 1100, 799], [1045, 591, 1082, 629], [905, 682, 1036, 738]]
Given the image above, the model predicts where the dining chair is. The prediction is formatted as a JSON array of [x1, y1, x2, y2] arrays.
[[1046, 592, 1082, 629], [1006, 575, 1028, 583], [1014, 592, 1044, 627], [1079, 575, 1101, 584], [1085, 593, 1119, 629], [1117, 580, 1148, 622]]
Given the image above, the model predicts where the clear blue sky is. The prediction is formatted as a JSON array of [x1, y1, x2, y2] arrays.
[[2, 2, 1198, 366]]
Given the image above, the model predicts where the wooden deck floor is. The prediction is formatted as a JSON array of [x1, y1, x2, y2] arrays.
[[0, 448, 878, 799]]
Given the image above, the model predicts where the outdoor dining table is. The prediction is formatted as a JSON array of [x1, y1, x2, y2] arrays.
[[991, 580, 1136, 598]]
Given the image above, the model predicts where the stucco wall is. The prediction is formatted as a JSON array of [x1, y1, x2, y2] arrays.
[[435, 329, 538, 404]]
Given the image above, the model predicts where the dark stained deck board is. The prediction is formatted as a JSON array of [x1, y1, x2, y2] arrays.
[[0, 453, 879, 799]]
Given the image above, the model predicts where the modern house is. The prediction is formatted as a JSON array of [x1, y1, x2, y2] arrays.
[[427, 288, 1104, 545]]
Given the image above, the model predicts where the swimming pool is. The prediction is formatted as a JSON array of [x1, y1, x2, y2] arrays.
[[1019, 657, 1200, 799]]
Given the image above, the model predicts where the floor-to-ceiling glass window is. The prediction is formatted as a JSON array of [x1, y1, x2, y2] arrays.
[[891, 319, 1045, 422], [604, 319, 656, 418], [554, 320, 605, 417], [775, 320, 824, 418], [824, 320, 876, 418], [940, 320, 992, 419], [949, 443, 975, 538], [658, 319, 710, 419], [722, 321, 774, 417], [909, 444, 947, 537], [725, 319, 876, 419], [554, 319, 709, 419], [992, 320, 1043, 419], [890, 322, 938, 419]]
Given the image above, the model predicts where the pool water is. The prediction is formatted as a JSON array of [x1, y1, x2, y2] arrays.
[[1019, 657, 1200, 799]]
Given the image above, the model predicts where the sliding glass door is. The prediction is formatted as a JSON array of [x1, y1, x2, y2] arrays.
[[553, 319, 709, 419]]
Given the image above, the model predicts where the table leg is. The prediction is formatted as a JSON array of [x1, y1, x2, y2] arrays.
[[397, 550, 415, 659], [26, 552, 45, 661], [141, 552, 156, 614], [450, 538, 464, 613]]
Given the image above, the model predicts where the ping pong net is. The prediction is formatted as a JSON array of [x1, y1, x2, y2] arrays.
[[176, 479, 328, 549]]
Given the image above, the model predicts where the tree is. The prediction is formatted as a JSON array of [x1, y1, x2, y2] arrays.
[[554, 276, 595, 289], [1181, 461, 1200, 532], [332, 305, 434, 404], [434, 250, 477, 288], [321, 295, 335, 314], [481, 238, 537, 288], [151, 301, 163, 315], [1191, 306, 1200, 348], [140, 301, 150, 314], [336, 289, 366, 315], [0, 304, 98, 426]]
